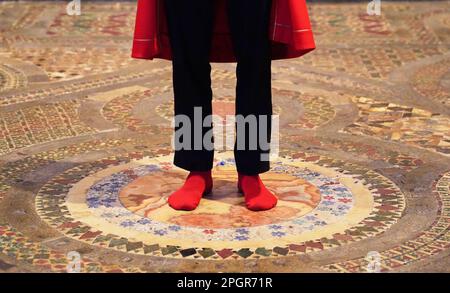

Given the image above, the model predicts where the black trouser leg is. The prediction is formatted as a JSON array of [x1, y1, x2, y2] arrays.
[[228, 0, 273, 175], [165, 0, 215, 171], [165, 0, 273, 174]]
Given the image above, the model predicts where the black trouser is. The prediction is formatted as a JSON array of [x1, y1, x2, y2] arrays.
[[165, 0, 273, 175]]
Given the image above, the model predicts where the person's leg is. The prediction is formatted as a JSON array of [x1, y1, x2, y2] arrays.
[[165, 0, 215, 171], [227, 0, 273, 174], [165, 0, 215, 210], [227, 0, 277, 211]]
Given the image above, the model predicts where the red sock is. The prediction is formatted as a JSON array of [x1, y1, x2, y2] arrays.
[[238, 173, 278, 211], [168, 170, 212, 211]]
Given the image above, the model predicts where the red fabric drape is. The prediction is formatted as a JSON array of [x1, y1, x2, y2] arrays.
[[132, 0, 316, 62]]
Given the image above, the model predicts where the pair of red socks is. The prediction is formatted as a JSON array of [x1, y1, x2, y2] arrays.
[[168, 170, 277, 211]]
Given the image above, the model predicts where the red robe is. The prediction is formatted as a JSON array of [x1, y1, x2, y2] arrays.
[[132, 0, 315, 62]]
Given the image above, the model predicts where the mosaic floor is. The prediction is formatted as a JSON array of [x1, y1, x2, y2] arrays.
[[0, 1, 449, 273]]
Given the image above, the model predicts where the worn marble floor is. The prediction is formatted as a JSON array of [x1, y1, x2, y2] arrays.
[[0, 1, 449, 272]]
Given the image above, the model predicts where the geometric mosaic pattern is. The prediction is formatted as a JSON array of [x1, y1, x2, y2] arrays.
[[284, 135, 425, 172], [343, 96, 450, 155], [322, 171, 450, 272], [0, 99, 96, 154], [0, 64, 27, 93], [0, 1, 449, 273], [10, 47, 142, 81], [35, 152, 405, 259], [411, 58, 450, 107]]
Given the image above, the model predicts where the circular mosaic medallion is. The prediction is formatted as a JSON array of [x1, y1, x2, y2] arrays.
[[36, 152, 405, 259]]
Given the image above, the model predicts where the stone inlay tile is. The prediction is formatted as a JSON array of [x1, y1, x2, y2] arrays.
[[0, 68, 169, 106], [411, 58, 450, 107], [10, 47, 143, 81], [343, 97, 450, 155], [296, 46, 447, 80], [45, 3, 136, 37], [0, 99, 96, 154], [284, 135, 425, 172], [102, 89, 171, 134], [322, 170, 450, 272], [275, 90, 335, 129], [0, 224, 144, 273], [0, 64, 27, 92], [0, 138, 167, 272]]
